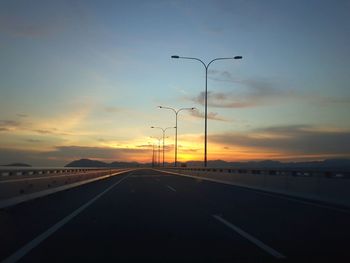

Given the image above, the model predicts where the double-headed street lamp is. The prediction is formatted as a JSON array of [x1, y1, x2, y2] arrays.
[[151, 126, 176, 167], [158, 106, 196, 167], [171, 55, 243, 167]]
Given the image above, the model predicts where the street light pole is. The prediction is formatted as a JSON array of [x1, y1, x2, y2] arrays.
[[158, 106, 195, 167], [171, 55, 242, 167], [151, 126, 176, 167]]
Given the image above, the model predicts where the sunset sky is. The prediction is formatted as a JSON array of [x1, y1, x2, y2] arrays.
[[1, 0, 349, 166]]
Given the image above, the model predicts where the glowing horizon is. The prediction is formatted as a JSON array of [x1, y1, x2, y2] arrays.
[[1, 1, 349, 166]]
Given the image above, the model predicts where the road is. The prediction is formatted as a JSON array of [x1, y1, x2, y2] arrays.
[[1, 169, 350, 262]]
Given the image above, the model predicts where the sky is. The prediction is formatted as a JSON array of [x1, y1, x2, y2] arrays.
[[0, 0, 350, 166]]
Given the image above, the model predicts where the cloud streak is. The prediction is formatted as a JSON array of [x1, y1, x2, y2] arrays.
[[17, 113, 28, 118], [0, 145, 151, 166], [25, 139, 43, 143], [190, 73, 295, 108], [190, 110, 229, 122], [33, 128, 73, 136], [104, 106, 123, 113], [210, 125, 350, 158], [44, 146, 149, 160], [0, 120, 21, 132], [202, 71, 350, 108], [0, 100, 91, 136]]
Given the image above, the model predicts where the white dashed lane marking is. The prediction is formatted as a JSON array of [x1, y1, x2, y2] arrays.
[[213, 214, 286, 259]]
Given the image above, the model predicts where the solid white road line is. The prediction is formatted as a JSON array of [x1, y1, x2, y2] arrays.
[[166, 185, 177, 192], [0, 169, 133, 209], [2, 173, 132, 263], [213, 215, 286, 259]]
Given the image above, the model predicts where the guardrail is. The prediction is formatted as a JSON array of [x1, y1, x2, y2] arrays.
[[162, 167, 350, 208], [165, 167, 350, 178], [0, 168, 123, 201], [0, 167, 104, 177]]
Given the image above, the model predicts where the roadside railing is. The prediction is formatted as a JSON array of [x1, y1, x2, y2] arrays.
[[164, 167, 349, 178], [0, 168, 125, 201], [0, 167, 104, 177]]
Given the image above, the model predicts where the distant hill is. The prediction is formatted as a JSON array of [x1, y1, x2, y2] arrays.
[[65, 159, 108, 167], [65, 159, 143, 168], [0, 163, 32, 167], [186, 159, 350, 171], [65, 158, 350, 171], [109, 161, 141, 168]]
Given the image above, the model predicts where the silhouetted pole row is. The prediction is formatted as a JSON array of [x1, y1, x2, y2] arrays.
[[148, 142, 155, 167], [150, 136, 161, 166], [151, 127, 175, 167], [171, 55, 242, 167], [158, 106, 196, 167]]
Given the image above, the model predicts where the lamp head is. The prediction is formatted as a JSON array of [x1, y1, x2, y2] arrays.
[[171, 55, 180, 59], [234, 56, 243, 59]]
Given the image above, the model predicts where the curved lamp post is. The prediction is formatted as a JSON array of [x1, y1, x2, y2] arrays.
[[158, 106, 196, 167], [151, 126, 176, 167], [171, 55, 242, 167]]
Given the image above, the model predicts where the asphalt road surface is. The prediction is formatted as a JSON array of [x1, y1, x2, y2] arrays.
[[1, 169, 350, 262]]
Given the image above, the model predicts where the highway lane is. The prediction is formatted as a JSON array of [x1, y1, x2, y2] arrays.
[[157, 170, 350, 261], [1, 169, 350, 262], [0, 170, 131, 261]]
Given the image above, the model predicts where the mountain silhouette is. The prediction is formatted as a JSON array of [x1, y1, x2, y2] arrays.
[[65, 159, 108, 167], [65, 159, 142, 168], [65, 158, 350, 171]]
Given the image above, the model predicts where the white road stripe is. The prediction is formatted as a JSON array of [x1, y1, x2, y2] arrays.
[[2, 173, 131, 263], [213, 215, 286, 259], [166, 185, 177, 192]]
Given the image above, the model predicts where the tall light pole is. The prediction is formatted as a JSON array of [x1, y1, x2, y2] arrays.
[[151, 126, 176, 167], [171, 55, 242, 167], [158, 106, 196, 167]]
